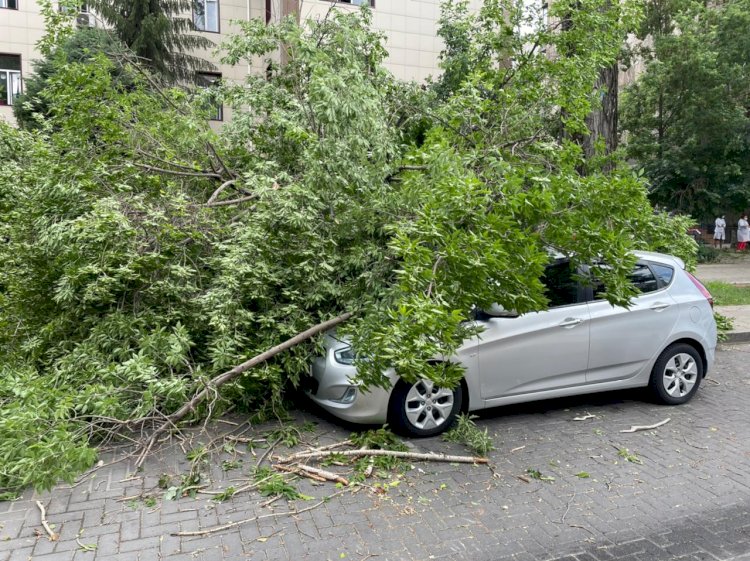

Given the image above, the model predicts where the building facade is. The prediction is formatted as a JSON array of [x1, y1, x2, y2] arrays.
[[0, 0, 483, 125]]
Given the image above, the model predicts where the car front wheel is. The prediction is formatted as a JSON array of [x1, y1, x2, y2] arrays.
[[649, 343, 703, 405], [388, 378, 463, 437]]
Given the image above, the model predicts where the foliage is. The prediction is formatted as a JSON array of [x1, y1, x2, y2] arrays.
[[621, 0, 750, 218], [0, 2, 696, 493], [526, 468, 555, 482], [350, 428, 408, 452], [14, 27, 131, 130], [442, 414, 495, 456], [86, 0, 215, 81], [617, 447, 643, 464], [714, 312, 734, 343], [697, 246, 720, 264]]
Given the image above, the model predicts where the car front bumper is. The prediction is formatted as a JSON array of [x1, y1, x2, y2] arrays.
[[304, 350, 395, 425]]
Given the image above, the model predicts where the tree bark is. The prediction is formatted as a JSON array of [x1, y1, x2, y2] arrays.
[[279, 449, 489, 464], [583, 62, 619, 162]]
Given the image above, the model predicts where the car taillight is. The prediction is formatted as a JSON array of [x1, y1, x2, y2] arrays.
[[686, 272, 713, 308]]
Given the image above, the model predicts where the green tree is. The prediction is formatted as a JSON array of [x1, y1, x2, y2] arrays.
[[13, 27, 130, 129], [87, 0, 216, 81], [620, 0, 750, 217]]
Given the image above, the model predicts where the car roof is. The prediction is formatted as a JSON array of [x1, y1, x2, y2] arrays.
[[633, 250, 685, 270]]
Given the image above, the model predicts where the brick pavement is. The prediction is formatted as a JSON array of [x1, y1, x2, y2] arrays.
[[1, 343, 750, 561]]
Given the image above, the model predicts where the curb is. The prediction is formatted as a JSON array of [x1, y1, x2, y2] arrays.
[[723, 331, 750, 344]]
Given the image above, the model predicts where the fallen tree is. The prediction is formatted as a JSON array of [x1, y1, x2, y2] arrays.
[[0, 0, 696, 494]]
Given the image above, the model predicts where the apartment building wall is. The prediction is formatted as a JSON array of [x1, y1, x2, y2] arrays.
[[0, 0, 46, 123], [0, 0, 484, 126]]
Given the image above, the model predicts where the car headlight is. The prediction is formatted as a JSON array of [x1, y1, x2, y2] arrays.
[[334, 347, 356, 365]]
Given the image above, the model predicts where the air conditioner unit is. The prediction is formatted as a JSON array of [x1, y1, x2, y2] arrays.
[[76, 13, 94, 27]]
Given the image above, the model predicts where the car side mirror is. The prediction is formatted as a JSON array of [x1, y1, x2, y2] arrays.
[[482, 303, 520, 318]]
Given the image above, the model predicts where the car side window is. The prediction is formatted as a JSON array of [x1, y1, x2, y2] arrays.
[[542, 261, 579, 308], [650, 263, 674, 287]]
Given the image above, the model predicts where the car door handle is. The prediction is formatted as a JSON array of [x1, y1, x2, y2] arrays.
[[650, 303, 671, 312], [559, 317, 583, 328]]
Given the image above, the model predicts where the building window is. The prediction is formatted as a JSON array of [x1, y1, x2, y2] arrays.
[[0, 55, 22, 106], [0, 0, 18, 9], [193, 0, 219, 32], [196, 72, 222, 121], [323, 0, 373, 6]]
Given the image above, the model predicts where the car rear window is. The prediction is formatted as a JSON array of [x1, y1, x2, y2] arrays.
[[650, 263, 674, 287], [591, 261, 664, 300], [629, 263, 659, 294]]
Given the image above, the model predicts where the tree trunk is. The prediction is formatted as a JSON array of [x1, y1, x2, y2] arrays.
[[583, 62, 619, 162]]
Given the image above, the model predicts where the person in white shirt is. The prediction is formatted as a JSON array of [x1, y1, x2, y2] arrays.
[[714, 215, 726, 248], [738, 215, 750, 251]]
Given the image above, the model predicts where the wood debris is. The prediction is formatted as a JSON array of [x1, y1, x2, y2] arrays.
[[620, 418, 670, 433]]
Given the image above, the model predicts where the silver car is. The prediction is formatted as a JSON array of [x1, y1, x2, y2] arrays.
[[305, 251, 717, 437]]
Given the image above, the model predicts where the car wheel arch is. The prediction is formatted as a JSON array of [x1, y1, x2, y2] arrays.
[[666, 337, 708, 378]]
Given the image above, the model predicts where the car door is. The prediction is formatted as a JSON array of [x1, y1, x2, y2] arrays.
[[478, 260, 591, 402], [585, 261, 681, 384]]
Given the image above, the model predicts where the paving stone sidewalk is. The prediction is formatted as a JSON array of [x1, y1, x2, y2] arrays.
[[2, 343, 750, 561]]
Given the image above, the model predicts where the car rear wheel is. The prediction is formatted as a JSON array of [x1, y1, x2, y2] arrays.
[[649, 343, 703, 405], [388, 378, 463, 437]]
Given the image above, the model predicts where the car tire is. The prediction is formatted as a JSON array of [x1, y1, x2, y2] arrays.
[[388, 378, 463, 437], [649, 343, 703, 405]]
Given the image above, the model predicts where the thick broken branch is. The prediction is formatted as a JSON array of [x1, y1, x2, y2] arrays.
[[279, 449, 488, 465], [206, 179, 238, 204], [274, 464, 327, 483], [133, 163, 222, 179], [135, 312, 353, 467], [279, 464, 349, 486]]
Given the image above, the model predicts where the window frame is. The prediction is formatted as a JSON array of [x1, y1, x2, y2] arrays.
[[320, 0, 374, 7], [193, 0, 220, 33], [0, 0, 18, 10], [0, 53, 22, 107], [196, 71, 223, 121]]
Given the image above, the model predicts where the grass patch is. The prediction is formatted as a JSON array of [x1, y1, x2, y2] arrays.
[[704, 281, 750, 305]]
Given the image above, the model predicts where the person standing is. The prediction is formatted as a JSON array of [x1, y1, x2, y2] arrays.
[[714, 215, 726, 248], [738, 215, 750, 251], [714, 214, 727, 248]]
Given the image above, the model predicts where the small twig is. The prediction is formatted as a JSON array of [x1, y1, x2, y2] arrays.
[[203, 195, 257, 208], [620, 418, 670, 433], [683, 436, 709, 450], [132, 163, 222, 179], [257, 437, 283, 468], [510, 445, 526, 453], [260, 495, 282, 508], [172, 490, 347, 537], [573, 413, 596, 421], [274, 464, 327, 483], [35, 501, 59, 541]]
